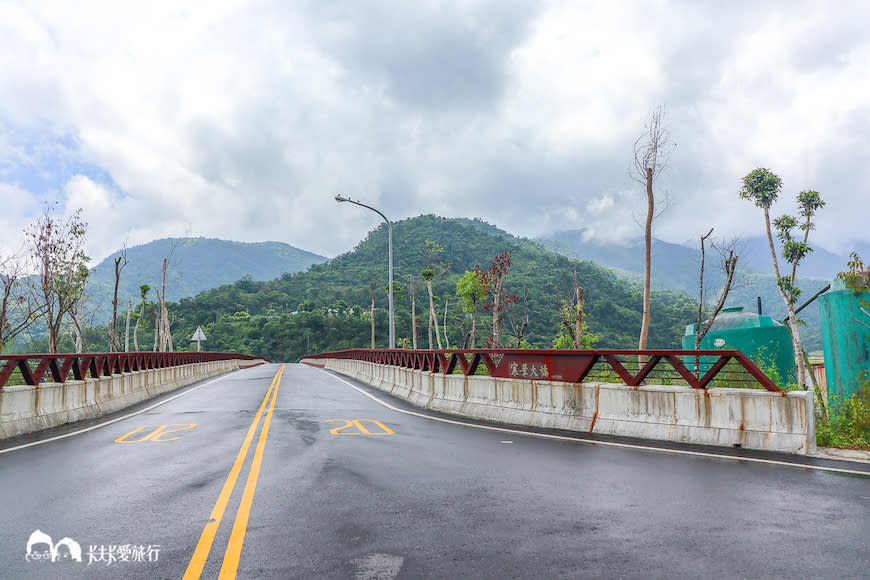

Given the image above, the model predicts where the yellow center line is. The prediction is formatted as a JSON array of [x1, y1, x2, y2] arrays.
[[183, 364, 284, 580], [219, 363, 282, 579]]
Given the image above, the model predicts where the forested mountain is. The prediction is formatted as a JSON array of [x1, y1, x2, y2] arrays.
[[164, 215, 699, 361], [84, 237, 327, 319]]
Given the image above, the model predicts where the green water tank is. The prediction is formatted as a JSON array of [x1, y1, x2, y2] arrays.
[[683, 306, 796, 386], [818, 277, 870, 399]]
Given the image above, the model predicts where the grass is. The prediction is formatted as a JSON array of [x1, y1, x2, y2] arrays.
[[816, 379, 870, 449]]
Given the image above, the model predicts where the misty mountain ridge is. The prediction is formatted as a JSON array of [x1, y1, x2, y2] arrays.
[[539, 229, 864, 288], [537, 229, 862, 353], [83, 237, 327, 321]]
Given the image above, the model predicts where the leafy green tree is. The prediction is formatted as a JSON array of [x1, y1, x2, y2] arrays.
[[740, 169, 824, 387]]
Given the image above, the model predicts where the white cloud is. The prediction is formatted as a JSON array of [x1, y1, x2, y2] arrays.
[[0, 0, 867, 265]]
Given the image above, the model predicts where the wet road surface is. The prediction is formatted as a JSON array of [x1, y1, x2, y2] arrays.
[[1, 362, 869, 578]]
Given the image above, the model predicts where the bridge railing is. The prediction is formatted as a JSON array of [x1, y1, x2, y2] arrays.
[[304, 348, 782, 392], [0, 352, 265, 390]]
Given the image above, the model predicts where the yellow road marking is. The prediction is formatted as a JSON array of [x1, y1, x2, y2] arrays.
[[115, 424, 197, 443], [219, 363, 282, 578], [150, 424, 198, 442], [183, 364, 284, 580], [328, 419, 395, 435]]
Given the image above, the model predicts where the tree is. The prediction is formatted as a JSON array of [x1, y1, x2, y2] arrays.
[[479, 250, 517, 348], [694, 230, 740, 349], [456, 270, 486, 348], [630, 105, 674, 351], [132, 284, 150, 351], [837, 253, 870, 330], [155, 239, 184, 351], [407, 274, 419, 349], [24, 205, 89, 353], [421, 240, 447, 350], [0, 251, 43, 352], [740, 169, 824, 387], [553, 285, 599, 349], [367, 277, 380, 348], [109, 247, 128, 351], [420, 268, 443, 349]]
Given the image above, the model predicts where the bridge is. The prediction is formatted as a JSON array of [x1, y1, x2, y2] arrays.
[[1, 350, 868, 578]]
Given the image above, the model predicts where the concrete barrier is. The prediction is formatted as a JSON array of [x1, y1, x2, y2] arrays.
[[0, 359, 262, 440], [305, 357, 816, 455]]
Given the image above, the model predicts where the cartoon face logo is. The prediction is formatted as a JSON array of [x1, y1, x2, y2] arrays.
[[26, 530, 82, 563]]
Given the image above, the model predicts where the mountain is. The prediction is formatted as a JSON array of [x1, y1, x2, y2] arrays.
[[537, 229, 844, 352], [164, 215, 701, 361], [84, 238, 327, 321], [538, 230, 705, 295]]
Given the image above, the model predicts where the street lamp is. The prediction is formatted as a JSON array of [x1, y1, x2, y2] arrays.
[[335, 195, 395, 349]]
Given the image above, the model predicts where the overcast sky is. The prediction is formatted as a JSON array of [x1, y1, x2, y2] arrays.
[[1, 0, 868, 265]]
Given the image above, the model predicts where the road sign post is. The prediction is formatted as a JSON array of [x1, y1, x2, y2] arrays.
[[190, 327, 207, 352]]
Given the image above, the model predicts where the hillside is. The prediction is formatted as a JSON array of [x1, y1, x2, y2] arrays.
[[83, 237, 327, 320], [165, 215, 700, 361]]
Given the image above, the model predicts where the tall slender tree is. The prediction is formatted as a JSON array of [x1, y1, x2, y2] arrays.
[[740, 168, 824, 387], [630, 106, 674, 351], [109, 247, 128, 352]]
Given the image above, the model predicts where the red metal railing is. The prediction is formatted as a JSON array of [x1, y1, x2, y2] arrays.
[[0, 352, 265, 390], [304, 348, 782, 392]]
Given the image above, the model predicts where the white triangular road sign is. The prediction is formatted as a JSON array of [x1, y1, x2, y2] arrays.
[[191, 326, 207, 342]]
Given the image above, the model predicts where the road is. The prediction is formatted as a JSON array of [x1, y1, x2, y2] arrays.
[[1, 362, 869, 579]]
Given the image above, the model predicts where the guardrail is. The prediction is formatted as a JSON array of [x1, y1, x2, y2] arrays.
[[0, 352, 266, 390], [305, 348, 781, 392]]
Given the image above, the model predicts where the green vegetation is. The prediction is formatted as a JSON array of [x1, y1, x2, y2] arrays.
[[816, 378, 870, 449], [159, 215, 697, 361]]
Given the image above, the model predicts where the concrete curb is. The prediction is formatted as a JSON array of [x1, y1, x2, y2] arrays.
[[0, 359, 262, 440], [305, 357, 816, 455]]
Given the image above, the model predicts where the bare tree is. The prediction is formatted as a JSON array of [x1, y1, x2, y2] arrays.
[[132, 284, 150, 351], [442, 296, 451, 349], [694, 230, 741, 352], [421, 240, 447, 350], [630, 106, 675, 351], [421, 268, 443, 349], [505, 288, 530, 348], [109, 247, 128, 351], [0, 251, 44, 351], [124, 301, 132, 351], [408, 274, 418, 349], [24, 205, 89, 353], [155, 239, 185, 352]]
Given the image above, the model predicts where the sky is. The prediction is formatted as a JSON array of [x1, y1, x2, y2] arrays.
[[1, 0, 868, 266]]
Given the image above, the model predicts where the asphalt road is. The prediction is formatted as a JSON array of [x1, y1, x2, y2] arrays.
[[1, 362, 869, 579]]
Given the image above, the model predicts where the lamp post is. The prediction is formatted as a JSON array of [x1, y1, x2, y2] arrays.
[[335, 195, 395, 349]]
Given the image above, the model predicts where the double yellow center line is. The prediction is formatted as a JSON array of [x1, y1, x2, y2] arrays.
[[183, 364, 284, 579]]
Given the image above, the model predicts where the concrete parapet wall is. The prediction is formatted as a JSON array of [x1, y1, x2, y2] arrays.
[[0, 360, 254, 440], [305, 357, 815, 455]]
